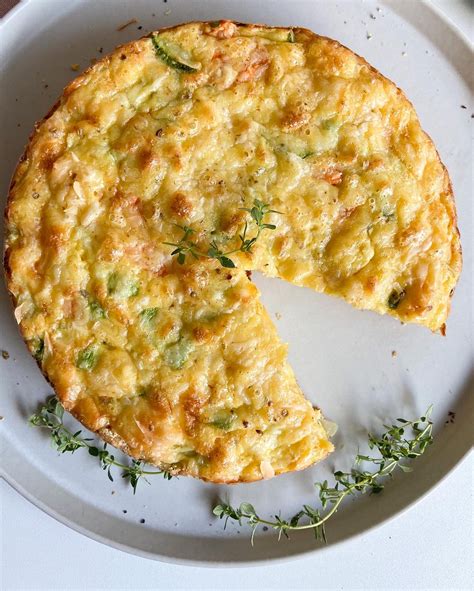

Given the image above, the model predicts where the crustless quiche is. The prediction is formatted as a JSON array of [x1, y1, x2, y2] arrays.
[[4, 21, 461, 483]]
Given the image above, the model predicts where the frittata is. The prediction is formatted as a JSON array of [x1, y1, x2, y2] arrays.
[[4, 21, 461, 482]]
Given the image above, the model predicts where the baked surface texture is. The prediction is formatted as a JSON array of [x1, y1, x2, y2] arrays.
[[4, 21, 460, 482]]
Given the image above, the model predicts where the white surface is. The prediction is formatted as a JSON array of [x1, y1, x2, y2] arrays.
[[1, 456, 473, 590], [1, 0, 473, 587]]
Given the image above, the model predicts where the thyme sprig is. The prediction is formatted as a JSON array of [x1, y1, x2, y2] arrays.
[[164, 199, 281, 268], [213, 407, 433, 544], [29, 397, 434, 541], [29, 396, 172, 493]]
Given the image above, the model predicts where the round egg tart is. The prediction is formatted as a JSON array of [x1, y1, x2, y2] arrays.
[[4, 21, 461, 482]]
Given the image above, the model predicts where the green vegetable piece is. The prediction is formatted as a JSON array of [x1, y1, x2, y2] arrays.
[[321, 117, 338, 131], [210, 412, 237, 430], [299, 151, 314, 159], [107, 272, 139, 298], [151, 35, 198, 72], [89, 299, 106, 319], [388, 288, 406, 310], [81, 290, 106, 320], [76, 344, 99, 371], [139, 307, 159, 326], [107, 272, 119, 294], [287, 30, 295, 43], [130, 283, 140, 297], [31, 337, 45, 362], [164, 338, 193, 370]]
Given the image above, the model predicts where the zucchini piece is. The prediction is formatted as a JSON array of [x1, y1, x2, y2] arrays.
[[164, 338, 193, 370], [209, 412, 237, 430], [80, 290, 106, 320], [151, 35, 198, 73], [31, 336, 45, 362], [107, 272, 139, 298], [76, 344, 99, 371], [139, 307, 159, 326], [139, 308, 160, 337]]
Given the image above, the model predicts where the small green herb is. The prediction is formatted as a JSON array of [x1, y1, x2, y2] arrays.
[[76, 344, 99, 371], [207, 241, 237, 268], [213, 408, 433, 544], [210, 412, 237, 430], [299, 151, 314, 159], [388, 288, 406, 310], [29, 397, 434, 528], [151, 35, 198, 72], [29, 395, 172, 492], [287, 30, 295, 43], [31, 336, 45, 362], [164, 338, 193, 370], [164, 199, 281, 268]]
